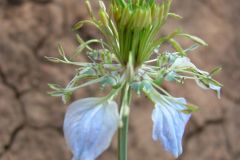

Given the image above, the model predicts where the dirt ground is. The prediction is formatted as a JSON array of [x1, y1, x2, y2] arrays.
[[0, 0, 240, 160]]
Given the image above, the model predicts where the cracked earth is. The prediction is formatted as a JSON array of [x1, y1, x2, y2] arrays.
[[0, 0, 239, 160]]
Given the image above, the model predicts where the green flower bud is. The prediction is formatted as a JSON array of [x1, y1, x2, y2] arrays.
[[168, 13, 183, 19], [109, 4, 114, 20], [152, 5, 160, 24], [133, 0, 139, 5], [72, 21, 84, 31], [164, 0, 172, 21], [120, 6, 130, 27], [98, 0, 106, 11], [189, 36, 208, 46], [159, 2, 164, 22], [99, 9, 109, 27], [129, 8, 141, 30], [137, 9, 144, 28], [58, 43, 65, 57], [209, 65, 222, 77], [144, 6, 152, 28], [85, 0, 93, 16], [45, 56, 60, 63], [113, 6, 121, 22], [48, 84, 63, 91], [100, 75, 119, 92]]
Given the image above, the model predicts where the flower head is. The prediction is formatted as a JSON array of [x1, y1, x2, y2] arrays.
[[46, 0, 222, 159]]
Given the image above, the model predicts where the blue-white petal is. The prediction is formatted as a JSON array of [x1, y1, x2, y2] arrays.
[[171, 57, 208, 75], [63, 98, 118, 160], [152, 98, 191, 157], [209, 83, 221, 99]]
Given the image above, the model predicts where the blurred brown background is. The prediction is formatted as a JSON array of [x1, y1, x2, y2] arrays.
[[0, 0, 240, 160]]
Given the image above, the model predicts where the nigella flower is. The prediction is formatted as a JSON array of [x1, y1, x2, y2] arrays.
[[149, 88, 191, 157], [170, 57, 222, 98], [46, 0, 223, 159]]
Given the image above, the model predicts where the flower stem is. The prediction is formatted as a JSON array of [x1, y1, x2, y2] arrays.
[[118, 85, 132, 160]]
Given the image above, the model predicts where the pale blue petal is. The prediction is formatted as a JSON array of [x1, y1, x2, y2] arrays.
[[63, 98, 118, 160], [152, 98, 191, 157], [171, 57, 209, 75], [209, 83, 221, 99]]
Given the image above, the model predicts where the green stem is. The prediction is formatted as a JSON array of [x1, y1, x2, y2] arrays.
[[118, 84, 132, 160]]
